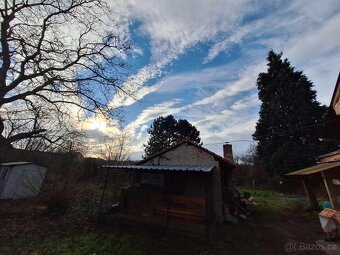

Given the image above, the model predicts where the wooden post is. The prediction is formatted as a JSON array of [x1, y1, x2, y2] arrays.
[[321, 171, 335, 208], [166, 174, 170, 230], [302, 176, 319, 210], [205, 176, 209, 237]]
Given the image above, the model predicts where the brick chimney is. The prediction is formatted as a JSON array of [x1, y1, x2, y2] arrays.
[[223, 143, 233, 162]]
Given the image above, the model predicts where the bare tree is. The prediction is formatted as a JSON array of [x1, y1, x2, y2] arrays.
[[100, 130, 130, 162], [3, 102, 86, 151], [0, 0, 132, 148], [234, 144, 258, 167]]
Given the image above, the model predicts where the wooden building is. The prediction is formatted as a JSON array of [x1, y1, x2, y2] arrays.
[[102, 140, 235, 233]]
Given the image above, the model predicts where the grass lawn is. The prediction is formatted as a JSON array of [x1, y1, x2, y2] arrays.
[[239, 186, 289, 209], [0, 186, 326, 255], [238, 186, 309, 216]]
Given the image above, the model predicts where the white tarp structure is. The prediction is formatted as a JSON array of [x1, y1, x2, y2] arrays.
[[0, 162, 47, 199]]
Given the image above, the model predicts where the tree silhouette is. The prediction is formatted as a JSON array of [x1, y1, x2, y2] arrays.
[[144, 115, 202, 156], [253, 50, 329, 176]]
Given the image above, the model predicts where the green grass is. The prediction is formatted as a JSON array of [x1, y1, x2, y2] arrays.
[[238, 186, 288, 210], [237, 186, 316, 223]]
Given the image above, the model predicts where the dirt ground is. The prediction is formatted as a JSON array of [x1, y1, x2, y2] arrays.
[[105, 208, 328, 255], [224, 208, 327, 255], [0, 190, 334, 255]]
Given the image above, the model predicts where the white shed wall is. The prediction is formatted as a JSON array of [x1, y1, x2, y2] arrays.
[[0, 164, 47, 199]]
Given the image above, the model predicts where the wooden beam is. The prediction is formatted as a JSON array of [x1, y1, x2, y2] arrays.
[[321, 171, 335, 208], [302, 177, 319, 210]]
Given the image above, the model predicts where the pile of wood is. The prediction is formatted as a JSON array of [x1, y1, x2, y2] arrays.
[[154, 195, 205, 221], [222, 188, 255, 223]]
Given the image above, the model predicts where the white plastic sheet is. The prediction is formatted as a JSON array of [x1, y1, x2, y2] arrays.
[[319, 215, 337, 233]]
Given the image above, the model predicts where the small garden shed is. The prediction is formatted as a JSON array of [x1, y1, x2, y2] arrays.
[[0, 162, 47, 199], [101, 140, 236, 233]]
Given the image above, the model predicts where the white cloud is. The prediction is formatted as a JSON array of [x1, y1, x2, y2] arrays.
[[126, 99, 184, 132], [203, 19, 269, 64], [108, 0, 256, 108], [109, 0, 340, 109], [301, 53, 340, 105], [110, 83, 161, 108], [281, 10, 340, 104], [121, 0, 253, 60], [230, 94, 258, 111], [285, 14, 340, 62], [203, 0, 340, 66], [193, 62, 265, 106], [204, 31, 245, 64], [126, 82, 261, 158], [152, 63, 241, 94], [104, 0, 340, 159], [106, 0, 257, 109], [190, 94, 260, 156], [123, 99, 189, 157], [109, 57, 171, 108]]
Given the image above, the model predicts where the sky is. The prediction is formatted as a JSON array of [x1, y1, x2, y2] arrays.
[[83, 0, 340, 159]]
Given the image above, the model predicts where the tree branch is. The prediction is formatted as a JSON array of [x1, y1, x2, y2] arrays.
[[7, 128, 47, 143]]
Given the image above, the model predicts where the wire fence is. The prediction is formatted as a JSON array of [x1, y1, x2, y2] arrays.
[[98, 169, 214, 235]]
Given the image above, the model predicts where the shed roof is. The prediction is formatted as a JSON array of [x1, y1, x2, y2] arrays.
[[318, 149, 340, 160], [0, 162, 34, 166], [138, 140, 235, 168], [101, 165, 215, 173], [285, 161, 340, 176], [0, 162, 47, 167]]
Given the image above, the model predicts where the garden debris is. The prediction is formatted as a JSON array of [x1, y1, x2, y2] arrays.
[[319, 208, 339, 242], [223, 186, 258, 222], [320, 208, 337, 218]]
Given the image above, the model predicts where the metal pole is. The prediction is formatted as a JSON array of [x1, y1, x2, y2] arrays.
[[98, 167, 110, 217]]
